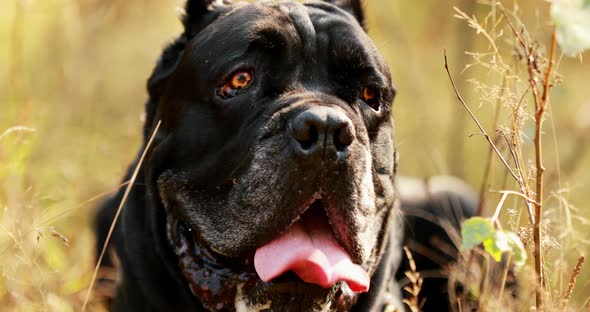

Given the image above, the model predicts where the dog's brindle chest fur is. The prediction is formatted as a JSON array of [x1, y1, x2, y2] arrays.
[[95, 1, 474, 311]]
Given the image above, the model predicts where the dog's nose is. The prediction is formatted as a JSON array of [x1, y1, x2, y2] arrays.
[[289, 106, 355, 159]]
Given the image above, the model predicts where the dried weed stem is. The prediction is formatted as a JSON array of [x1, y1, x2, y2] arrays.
[[561, 256, 585, 309], [81, 121, 162, 312], [443, 52, 518, 182], [402, 246, 423, 312]]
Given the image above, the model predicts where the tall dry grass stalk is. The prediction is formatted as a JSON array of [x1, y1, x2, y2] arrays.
[[402, 246, 423, 312], [446, 1, 587, 311], [561, 256, 585, 309], [81, 120, 161, 311]]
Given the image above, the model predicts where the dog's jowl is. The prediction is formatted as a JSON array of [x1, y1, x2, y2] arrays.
[[94, 1, 475, 311]]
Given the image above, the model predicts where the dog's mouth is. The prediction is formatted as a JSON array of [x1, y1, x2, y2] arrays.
[[165, 197, 368, 310], [253, 199, 370, 292]]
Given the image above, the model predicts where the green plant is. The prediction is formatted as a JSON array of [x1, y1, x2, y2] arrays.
[[452, 0, 590, 310]]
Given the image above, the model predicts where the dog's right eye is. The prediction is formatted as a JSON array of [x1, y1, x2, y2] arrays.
[[360, 87, 380, 111], [216, 70, 254, 99]]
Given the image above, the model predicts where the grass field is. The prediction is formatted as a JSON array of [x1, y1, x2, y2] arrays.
[[1, 0, 589, 310]]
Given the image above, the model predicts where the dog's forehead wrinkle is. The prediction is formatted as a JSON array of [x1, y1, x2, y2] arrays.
[[185, 4, 276, 59], [280, 1, 317, 58], [247, 3, 302, 49], [270, 1, 380, 75]]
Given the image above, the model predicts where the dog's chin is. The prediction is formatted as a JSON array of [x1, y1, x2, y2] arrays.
[[164, 203, 360, 312]]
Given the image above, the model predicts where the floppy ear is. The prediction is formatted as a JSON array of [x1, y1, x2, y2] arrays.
[[144, 0, 228, 140], [184, 0, 216, 17], [144, 37, 187, 140], [324, 0, 365, 29], [183, 0, 229, 37]]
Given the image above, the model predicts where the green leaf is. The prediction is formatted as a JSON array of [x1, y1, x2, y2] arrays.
[[584, 0, 590, 8], [482, 231, 510, 262], [506, 232, 527, 268], [461, 218, 528, 269], [461, 217, 495, 250]]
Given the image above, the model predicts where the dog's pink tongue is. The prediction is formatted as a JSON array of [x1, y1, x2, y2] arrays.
[[254, 214, 369, 293]]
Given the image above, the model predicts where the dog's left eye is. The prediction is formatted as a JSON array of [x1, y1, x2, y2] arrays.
[[360, 87, 380, 111], [217, 70, 254, 99]]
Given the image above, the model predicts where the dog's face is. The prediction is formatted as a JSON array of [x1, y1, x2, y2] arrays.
[[144, 1, 397, 311]]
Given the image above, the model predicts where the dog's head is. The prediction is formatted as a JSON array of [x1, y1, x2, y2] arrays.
[[143, 0, 397, 310]]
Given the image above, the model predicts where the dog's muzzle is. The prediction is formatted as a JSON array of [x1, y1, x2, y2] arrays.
[[289, 106, 355, 162]]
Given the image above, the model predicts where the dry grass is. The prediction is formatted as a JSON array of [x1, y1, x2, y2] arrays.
[[1, 0, 589, 311], [444, 1, 589, 310], [401, 246, 424, 312]]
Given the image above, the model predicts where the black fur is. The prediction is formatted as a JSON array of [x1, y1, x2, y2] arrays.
[[322, 0, 365, 29], [94, 1, 475, 311]]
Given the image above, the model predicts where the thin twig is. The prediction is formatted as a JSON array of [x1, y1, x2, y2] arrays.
[[444, 50, 519, 182], [490, 192, 509, 227], [530, 30, 556, 311], [477, 78, 506, 216], [494, 190, 539, 205], [541, 31, 557, 105], [445, 49, 538, 226], [0, 126, 36, 141], [502, 6, 557, 307], [35, 180, 131, 227], [0, 180, 132, 257], [81, 121, 162, 312], [501, 133, 520, 175], [489, 190, 539, 226], [477, 134, 496, 216], [499, 253, 512, 302]]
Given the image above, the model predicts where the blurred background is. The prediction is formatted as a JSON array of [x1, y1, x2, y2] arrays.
[[1, 0, 588, 310]]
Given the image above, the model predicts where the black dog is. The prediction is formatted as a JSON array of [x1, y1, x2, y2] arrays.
[[94, 1, 475, 311]]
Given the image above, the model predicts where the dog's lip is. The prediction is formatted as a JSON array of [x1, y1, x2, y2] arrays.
[[165, 206, 360, 311], [165, 210, 257, 310], [164, 192, 360, 267], [165, 207, 254, 269], [164, 193, 333, 265]]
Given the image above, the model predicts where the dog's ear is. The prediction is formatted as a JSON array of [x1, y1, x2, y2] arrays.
[[183, 0, 229, 37], [144, 1, 229, 139], [144, 37, 188, 141], [324, 0, 365, 29]]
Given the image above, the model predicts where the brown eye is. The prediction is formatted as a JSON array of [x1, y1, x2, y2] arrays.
[[217, 70, 254, 99], [361, 87, 380, 110], [231, 71, 252, 88]]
